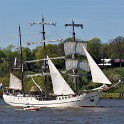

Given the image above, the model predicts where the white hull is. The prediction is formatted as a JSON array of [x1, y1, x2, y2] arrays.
[[3, 90, 102, 107], [23, 106, 40, 111]]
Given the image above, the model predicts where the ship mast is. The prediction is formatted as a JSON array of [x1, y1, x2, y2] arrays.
[[65, 20, 83, 42], [19, 26, 24, 91], [65, 20, 83, 95], [30, 16, 56, 97]]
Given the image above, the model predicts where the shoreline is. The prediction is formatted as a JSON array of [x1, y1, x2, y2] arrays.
[[101, 93, 124, 99]]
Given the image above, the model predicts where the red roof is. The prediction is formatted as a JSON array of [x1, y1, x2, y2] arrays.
[[114, 59, 124, 63]]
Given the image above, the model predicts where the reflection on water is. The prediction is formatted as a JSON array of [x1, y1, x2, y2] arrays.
[[0, 98, 124, 124]]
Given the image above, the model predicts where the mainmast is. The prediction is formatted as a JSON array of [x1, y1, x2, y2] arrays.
[[65, 20, 83, 42], [19, 26, 24, 91], [30, 16, 56, 97], [65, 20, 83, 95]]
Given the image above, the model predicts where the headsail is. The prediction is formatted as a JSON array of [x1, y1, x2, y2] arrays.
[[9, 73, 22, 90], [47, 56, 75, 95], [82, 45, 111, 84]]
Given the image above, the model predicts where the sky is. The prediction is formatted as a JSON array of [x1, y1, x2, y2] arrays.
[[0, 0, 124, 49]]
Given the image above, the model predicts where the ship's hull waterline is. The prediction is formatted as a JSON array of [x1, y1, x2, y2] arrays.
[[3, 90, 102, 107]]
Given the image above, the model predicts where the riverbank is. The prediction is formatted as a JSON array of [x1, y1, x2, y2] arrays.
[[101, 93, 124, 99]]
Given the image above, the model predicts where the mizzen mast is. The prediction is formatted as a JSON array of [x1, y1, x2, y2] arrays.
[[19, 26, 24, 91]]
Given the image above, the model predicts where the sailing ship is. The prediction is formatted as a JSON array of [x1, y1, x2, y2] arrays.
[[23, 106, 40, 111], [3, 18, 121, 107]]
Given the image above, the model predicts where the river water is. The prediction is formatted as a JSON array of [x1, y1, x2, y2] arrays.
[[0, 98, 124, 124]]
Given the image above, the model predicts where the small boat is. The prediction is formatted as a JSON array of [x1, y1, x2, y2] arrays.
[[23, 106, 40, 111]]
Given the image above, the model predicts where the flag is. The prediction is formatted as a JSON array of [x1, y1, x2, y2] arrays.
[[14, 57, 19, 67], [0, 83, 3, 89]]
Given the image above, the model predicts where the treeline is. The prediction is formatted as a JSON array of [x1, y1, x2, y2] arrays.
[[1, 36, 124, 72], [0, 43, 64, 73], [0, 36, 124, 92]]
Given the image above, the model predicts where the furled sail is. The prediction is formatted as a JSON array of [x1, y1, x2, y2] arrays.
[[65, 59, 89, 71], [9, 73, 22, 90], [47, 56, 75, 95], [82, 45, 111, 84], [64, 41, 87, 56], [64, 41, 89, 70]]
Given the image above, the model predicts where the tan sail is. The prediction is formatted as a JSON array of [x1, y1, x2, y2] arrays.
[[9, 73, 22, 90]]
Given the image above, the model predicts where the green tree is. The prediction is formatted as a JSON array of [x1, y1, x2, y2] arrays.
[[22, 47, 33, 61], [100, 43, 110, 59], [109, 36, 124, 66], [2, 45, 16, 72], [0, 50, 6, 63], [87, 38, 102, 63]]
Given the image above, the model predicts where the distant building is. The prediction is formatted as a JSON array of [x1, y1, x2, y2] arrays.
[[98, 59, 112, 66], [112, 59, 124, 67], [98, 59, 124, 67]]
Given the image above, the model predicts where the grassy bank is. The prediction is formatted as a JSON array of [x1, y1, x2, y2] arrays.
[[101, 93, 124, 99]]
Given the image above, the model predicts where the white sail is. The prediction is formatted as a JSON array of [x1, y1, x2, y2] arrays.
[[9, 73, 22, 90], [82, 45, 111, 84], [47, 56, 75, 95]]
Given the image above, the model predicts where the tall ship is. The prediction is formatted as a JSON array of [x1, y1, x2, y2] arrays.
[[3, 17, 121, 107]]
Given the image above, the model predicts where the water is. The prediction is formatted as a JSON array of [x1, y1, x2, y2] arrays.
[[0, 98, 124, 124]]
